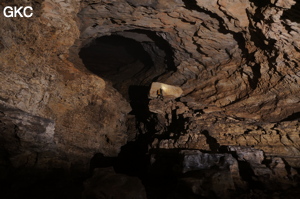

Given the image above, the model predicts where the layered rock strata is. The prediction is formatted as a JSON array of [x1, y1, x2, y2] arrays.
[[0, 0, 300, 197]]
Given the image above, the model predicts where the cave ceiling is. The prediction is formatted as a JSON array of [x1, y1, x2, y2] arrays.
[[0, 0, 300, 174]]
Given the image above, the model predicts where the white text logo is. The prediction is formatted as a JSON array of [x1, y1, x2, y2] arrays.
[[3, 6, 33, 18]]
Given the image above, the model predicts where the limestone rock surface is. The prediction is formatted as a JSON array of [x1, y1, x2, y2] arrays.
[[0, 0, 300, 197], [149, 82, 183, 99], [0, 0, 131, 171]]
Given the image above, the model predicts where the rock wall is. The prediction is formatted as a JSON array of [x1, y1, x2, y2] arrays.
[[0, 0, 300, 181], [75, 0, 300, 120], [0, 0, 131, 171], [73, 0, 300, 168]]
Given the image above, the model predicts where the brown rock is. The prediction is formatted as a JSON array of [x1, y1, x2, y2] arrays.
[[1, 1, 300, 197], [149, 82, 183, 99]]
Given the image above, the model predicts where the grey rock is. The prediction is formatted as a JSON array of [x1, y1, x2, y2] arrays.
[[180, 150, 238, 173]]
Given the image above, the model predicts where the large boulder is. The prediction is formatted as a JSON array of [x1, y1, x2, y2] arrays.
[[149, 82, 183, 99]]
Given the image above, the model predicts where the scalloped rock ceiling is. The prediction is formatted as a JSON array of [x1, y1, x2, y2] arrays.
[[1, 0, 300, 197]]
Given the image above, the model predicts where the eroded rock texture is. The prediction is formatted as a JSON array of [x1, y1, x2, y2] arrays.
[[0, 0, 132, 172], [1, 0, 300, 198]]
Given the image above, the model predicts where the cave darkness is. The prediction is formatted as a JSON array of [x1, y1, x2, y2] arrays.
[[79, 31, 178, 198], [78, 30, 175, 157], [79, 35, 154, 87], [79, 30, 175, 100]]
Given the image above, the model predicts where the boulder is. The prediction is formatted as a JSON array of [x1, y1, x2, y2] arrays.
[[149, 82, 183, 99]]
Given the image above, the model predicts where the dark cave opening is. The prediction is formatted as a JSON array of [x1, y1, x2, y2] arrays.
[[78, 31, 175, 161], [78, 31, 177, 159], [79, 32, 178, 198], [79, 35, 153, 85], [123, 29, 177, 72], [79, 31, 176, 100]]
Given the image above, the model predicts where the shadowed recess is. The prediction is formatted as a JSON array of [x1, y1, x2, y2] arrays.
[[79, 35, 154, 85], [282, 2, 300, 23]]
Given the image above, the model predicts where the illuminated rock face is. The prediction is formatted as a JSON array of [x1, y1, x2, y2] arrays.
[[149, 82, 183, 99], [0, 0, 300, 197]]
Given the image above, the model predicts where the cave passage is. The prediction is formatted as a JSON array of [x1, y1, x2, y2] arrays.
[[79, 30, 176, 100], [79, 32, 178, 198], [79, 35, 154, 86]]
